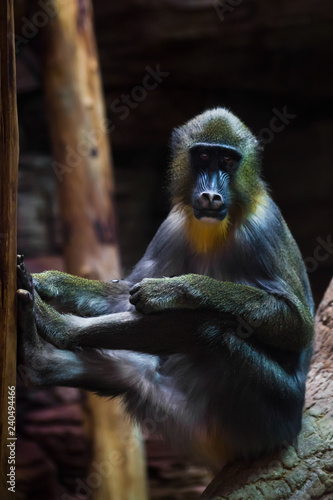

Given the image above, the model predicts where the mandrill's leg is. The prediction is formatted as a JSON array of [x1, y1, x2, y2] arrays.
[[16, 281, 86, 388], [17, 264, 158, 395], [16, 271, 217, 461]]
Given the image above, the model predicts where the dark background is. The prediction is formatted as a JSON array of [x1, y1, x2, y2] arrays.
[[12, 2, 333, 498], [16, 0, 333, 305]]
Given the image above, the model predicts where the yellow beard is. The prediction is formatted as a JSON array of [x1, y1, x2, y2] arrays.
[[178, 190, 267, 255], [183, 209, 231, 255]]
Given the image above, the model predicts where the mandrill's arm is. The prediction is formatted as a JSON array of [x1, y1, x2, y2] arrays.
[[129, 274, 314, 352], [29, 270, 313, 354], [31, 270, 132, 316]]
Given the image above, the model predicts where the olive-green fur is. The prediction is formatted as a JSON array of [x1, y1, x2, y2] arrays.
[[32, 271, 129, 316], [170, 108, 264, 212], [18, 108, 315, 464]]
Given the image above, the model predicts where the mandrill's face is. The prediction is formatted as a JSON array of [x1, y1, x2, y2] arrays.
[[189, 142, 242, 222]]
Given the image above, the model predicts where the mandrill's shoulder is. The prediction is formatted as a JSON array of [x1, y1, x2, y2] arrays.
[[128, 208, 188, 282], [145, 207, 188, 257], [238, 194, 294, 253], [231, 196, 310, 289]]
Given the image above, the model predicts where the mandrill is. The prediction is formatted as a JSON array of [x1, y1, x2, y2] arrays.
[[17, 108, 314, 467]]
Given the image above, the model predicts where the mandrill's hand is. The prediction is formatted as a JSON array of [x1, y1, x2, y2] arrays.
[[129, 276, 198, 314]]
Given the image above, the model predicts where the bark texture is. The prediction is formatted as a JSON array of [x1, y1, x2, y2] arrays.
[[0, 1, 19, 498], [202, 278, 333, 500]]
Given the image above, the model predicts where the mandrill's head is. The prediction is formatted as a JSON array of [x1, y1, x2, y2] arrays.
[[169, 108, 267, 254]]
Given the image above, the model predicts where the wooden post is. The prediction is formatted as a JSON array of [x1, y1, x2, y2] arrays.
[[40, 1, 148, 499], [0, 1, 19, 499]]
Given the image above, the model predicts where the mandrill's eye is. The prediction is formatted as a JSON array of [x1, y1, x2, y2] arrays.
[[223, 156, 232, 163], [199, 153, 209, 161]]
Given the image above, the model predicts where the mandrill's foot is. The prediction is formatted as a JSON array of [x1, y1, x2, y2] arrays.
[[17, 256, 44, 385], [16, 254, 68, 349], [17, 254, 57, 385], [16, 255, 78, 386], [17, 254, 33, 293], [17, 254, 36, 345]]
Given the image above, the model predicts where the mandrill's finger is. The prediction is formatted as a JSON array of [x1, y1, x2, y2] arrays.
[[129, 292, 140, 305], [17, 264, 26, 284], [17, 264, 33, 293], [129, 283, 141, 295], [17, 267, 25, 290], [134, 300, 145, 313], [17, 254, 24, 266], [17, 289, 33, 308]]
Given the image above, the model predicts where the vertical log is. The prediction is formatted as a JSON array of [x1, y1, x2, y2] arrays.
[[0, 1, 19, 499], [43, 0, 120, 279], [40, 1, 148, 499]]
